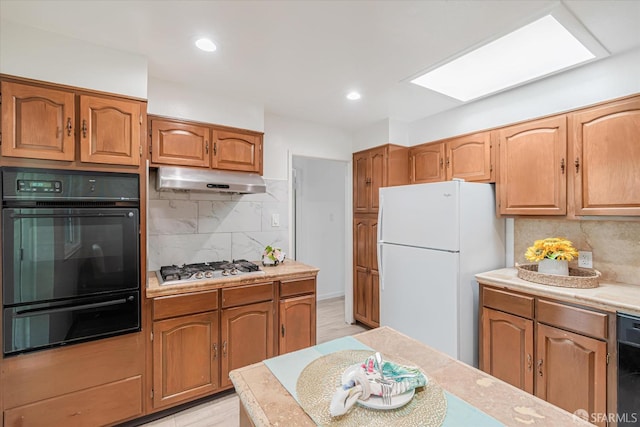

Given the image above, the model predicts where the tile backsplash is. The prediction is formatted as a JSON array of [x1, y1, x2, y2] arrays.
[[514, 218, 640, 285], [147, 170, 289, 271]]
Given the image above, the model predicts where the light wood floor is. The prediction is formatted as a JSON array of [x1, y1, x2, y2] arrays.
[[138, 297, 367, 427]]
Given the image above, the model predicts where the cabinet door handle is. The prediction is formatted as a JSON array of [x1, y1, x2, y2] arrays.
[[446, 157, 450, 167], [213, 142, 217, 156], [213, 343, 218, 359], [205, 141, 209, 154], [575, 157, 580, 173], [537, 359, 543, 376], [527, 354, 532, 371], [560, 158, 565, 174], [223, 340, 227, 357], [439, 158, 443, 168], [81, 119, 87, 138], [281, 324, 285, 337], [66, 117, 72, 136]]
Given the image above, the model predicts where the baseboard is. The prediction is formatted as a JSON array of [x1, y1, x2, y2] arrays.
[[317, 292, 345, 301]]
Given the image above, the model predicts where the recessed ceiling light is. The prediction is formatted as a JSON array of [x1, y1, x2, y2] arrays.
[[346, 91, 361, 101], [410, 11, 607, 102], [195, 38, 217, 52]]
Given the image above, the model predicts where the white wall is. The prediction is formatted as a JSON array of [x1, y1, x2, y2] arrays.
[[293, 157, 347, 300], [263, 112, 353, 180], [408, 47, 640, 144], [147, 77, 264, 132], [353, 119, 391, 153], [0, 20, 147, 98]]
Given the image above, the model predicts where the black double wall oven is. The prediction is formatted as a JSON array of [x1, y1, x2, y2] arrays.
[[1, 167, 141, 356]]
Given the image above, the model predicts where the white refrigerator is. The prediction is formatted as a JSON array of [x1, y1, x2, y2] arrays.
[[377, 180, 505, 367]]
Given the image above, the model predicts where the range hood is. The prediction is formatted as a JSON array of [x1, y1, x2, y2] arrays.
[[156, 166, 266, 194]]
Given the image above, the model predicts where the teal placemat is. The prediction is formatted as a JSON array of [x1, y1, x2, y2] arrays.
[[263, 336, 504, 426]]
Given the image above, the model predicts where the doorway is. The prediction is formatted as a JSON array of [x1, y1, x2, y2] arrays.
[[291, 156, 349, 303]]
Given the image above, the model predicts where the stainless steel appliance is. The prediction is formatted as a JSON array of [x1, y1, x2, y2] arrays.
[[1, 167, 141, 356], [157, 260, 263, 285], [617, 313, 640, 426]]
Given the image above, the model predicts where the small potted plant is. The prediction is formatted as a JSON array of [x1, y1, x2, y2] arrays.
[[262, 245, 286, 266], [525, 237, 579, 276]]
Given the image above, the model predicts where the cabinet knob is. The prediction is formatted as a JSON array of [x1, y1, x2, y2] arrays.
[[537, 359, 543, 377], [527, 354, 532, 371], [223, 340, 227, 357], [205, 141, 209, 154], [81, 119, 87, 138], [66, 117, 72, 136], [560, 158, 565, 174], [281, 324, 285, 337], [575, 157, 580, 173], [213, 343, 218, 359]]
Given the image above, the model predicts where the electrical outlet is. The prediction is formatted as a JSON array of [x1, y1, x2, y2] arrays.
[[578, 251, 593, 268], [271, 213, 280, 227]]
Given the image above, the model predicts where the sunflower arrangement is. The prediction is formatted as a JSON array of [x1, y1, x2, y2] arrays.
[[525, 237, 579, 262]]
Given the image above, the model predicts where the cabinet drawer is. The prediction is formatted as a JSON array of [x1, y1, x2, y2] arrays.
[[154, 290, 218, 320], [4, 376, 142, 427], [482, 286, 534, 319], [222, 282, 274, 308], [280, 277, 316, 298], [537, 299, 608, 340]]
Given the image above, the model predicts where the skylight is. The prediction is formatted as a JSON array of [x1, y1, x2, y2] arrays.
[[410, 14, 605, 102]]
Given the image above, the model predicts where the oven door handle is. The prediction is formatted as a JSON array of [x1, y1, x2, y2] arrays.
[[10, 212, 135, 219], [14, 296, 134, 318]]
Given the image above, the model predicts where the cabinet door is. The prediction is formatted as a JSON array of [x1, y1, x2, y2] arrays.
[[220, 301, 274, 388], [535, 323, 607, 426], [1, 81, 75, 161], [481, 308, 534, 393], [279, 294, 316, 355], [353, 152, 370, 213], [150, 118, 211, 167], [446, 132, 493, 182], [498, 116, 567, 215], [409, 142, 445, 183], [369, 146, 387, 211], [370, 270, 380, 326], [212, 129, 262, 173], [353, 217, 370, 323], [152, 312, 219, 408], [79, 95, 141, 165], [570, 96, 640, 216]]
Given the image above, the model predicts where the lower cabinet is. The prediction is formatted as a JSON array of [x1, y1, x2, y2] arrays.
[[152, 312, 220, 408], [220, 300, 274, 388], [479, 284, 610, 427]]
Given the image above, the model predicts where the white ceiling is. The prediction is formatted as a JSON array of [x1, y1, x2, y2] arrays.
[[2, 0, 639, 132]]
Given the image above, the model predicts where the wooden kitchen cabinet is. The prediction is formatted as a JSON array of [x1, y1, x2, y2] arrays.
[[569, 95, 640, 216], [148, 115, 263, 174], [152, 311, 220, 408], [353, 216, 379, 328], [479, 284, 610, 427], [279, 277, 317, 355], [353, 144, 408, 214], [445, 131, 494, 182], [149, 118, 211, 167], [1, 79, 144, 166], [220, 281, 275, 388], [497, 115, 567, 215], [481, 307, 534, 393], [409, 142, 445, 183], [1, 81, 76, 161], [79, 94, 141, 166]]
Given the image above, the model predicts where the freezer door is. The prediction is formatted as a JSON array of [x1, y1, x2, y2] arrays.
[[379, 243, 459, 359], [378, 182, 459, 251]]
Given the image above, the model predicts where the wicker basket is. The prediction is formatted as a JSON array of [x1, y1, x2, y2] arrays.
[[516, 263, 601, 288]]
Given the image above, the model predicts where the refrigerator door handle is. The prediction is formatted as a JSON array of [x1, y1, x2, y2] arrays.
[[378, 195, 384, 289]]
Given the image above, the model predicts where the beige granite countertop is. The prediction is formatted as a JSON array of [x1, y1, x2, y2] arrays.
[[146, 259, 319, 298], [476, 267, 640, 316], [230, 326, 592, 427]]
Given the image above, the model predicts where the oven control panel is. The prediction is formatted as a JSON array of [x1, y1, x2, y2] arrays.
[[17, 179, 62, 193]]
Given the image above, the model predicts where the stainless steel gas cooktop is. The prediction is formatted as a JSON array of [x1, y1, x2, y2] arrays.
[[156, 259, 264, 285]]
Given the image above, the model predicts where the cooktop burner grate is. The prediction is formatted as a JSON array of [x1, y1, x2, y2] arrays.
[[158, 259, 262, 283]]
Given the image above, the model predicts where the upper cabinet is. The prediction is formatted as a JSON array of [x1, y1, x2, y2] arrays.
[[497, 115, 567, 216], [409, 131, 494, 184], [569, 95, 640, 216], [1, 80, 144, 166], [353, 144, 408, 214], [409, 142, 445, 184], [149, 116, 263, 175], [1, 81, 75, 161]]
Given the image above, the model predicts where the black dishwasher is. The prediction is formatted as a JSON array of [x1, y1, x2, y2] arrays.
[[618, 313, 640, 426]]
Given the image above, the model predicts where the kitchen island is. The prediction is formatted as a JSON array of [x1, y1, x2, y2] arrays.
[[230, 326, 591, 426]]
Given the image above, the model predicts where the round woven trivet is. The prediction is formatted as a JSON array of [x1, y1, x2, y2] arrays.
[[296, 350, 447, 427], [516, 263, 600, 288]]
